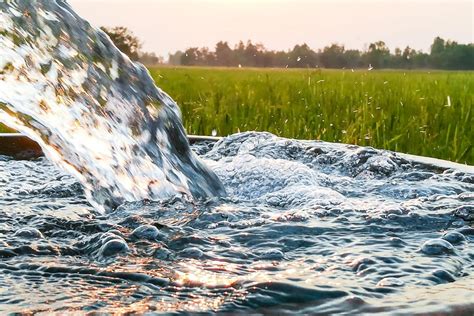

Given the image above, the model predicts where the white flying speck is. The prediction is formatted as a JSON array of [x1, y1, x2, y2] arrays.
[[368, 64, 374, 71], [445, 96, 452, 107]]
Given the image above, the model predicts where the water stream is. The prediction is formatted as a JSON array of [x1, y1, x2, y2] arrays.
[[0, 0, 225, 212]]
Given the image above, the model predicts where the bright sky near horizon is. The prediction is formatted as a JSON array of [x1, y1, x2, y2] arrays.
[[68, 0, 473, 57]]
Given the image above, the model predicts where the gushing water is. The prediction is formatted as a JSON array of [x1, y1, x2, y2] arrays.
[[0, 0, 225, 211]]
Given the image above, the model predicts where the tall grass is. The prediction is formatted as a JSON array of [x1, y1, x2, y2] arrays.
[[149, 67, 473, 164]]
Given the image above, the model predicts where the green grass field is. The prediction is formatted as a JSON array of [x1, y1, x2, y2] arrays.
[[149, 67, 473, 164], [1, 67, 472, 164]]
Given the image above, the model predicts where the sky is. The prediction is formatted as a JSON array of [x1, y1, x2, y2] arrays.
[[68, 0, 473, 57]]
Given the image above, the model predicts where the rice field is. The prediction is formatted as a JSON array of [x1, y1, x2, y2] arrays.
[[149, 67, 473, 165], [1, 67, 472, 164]]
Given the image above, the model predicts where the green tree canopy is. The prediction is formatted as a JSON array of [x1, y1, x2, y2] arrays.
[[170, 37, 473, 70], [101, 26, 141, 61]]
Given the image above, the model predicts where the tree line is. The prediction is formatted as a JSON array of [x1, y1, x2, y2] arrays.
[[170, 38, 473, 70], [100, 27, 473, 70]]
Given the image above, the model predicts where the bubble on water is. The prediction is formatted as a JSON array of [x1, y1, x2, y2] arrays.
[[454, 205, 473, 221], [14, 228, 44, 239], [432, 269, 456, 283], [442, 231, 466, 245], [258, 249, 285, 261], [180, 247, 204, 259], [349, 257, 377, 272], [377, 277, 404, 287], [99, 238, 129, 257], [154, 247, 173, 260], [421, 239, 454, 255], [132, 225, 162, 240]]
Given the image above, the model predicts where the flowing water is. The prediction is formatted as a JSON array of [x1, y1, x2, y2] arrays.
[[0, 0, 474, 315], [0, 0, 225, 212]]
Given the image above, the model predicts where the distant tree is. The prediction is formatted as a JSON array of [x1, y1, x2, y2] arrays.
[[289, 43, 318, 68], [168, 51, 184, 65], [412, 51, 430, 68], [201, 47, 216, 65], [215, 41, 234, 66], [431, 36, 446, 55], [391, 47, 404, 68], [101, 26, 141, 61], [429, 37, 474, 69], [320, 44, 345, 68], [167, 37, 473, 70], [234, 41, 247, 66], [138, 52, 162, 65], [402, 46, 417, 68], [430, 36, 446, 68], [366, 41, 390, 68], [181, 47, 200, 65], [344, 49, 363, 68]]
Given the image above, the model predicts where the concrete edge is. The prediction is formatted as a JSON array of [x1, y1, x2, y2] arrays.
[[0, 133, 223, 160], [0, 133, 472, 173]]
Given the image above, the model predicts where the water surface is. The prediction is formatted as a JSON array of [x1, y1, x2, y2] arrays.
[[1, 132, 473, 314]]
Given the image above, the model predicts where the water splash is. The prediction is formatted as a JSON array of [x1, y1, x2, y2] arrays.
[[0, 0, 225, 211]]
